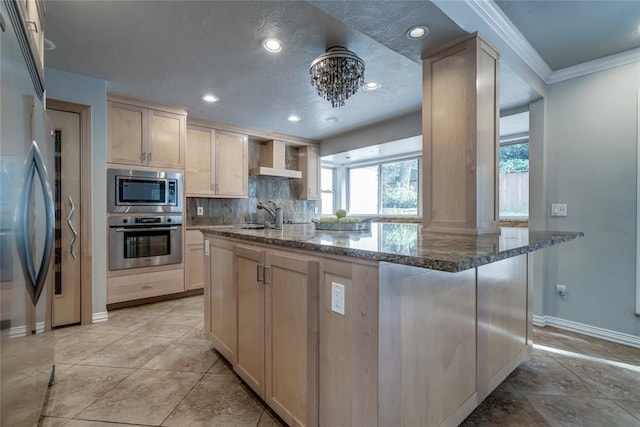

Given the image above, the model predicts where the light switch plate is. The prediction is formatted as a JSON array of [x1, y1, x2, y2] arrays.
[[204, 240, 210, 256], [197, 206, 204, 216], [551, 204, 567, 217], [331, 282, 345, 315]]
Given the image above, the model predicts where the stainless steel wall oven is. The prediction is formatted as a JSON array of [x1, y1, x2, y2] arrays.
[[109, 215, 182, 270]]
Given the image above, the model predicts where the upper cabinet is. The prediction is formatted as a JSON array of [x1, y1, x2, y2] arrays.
[[107, 94, 186, 169], [185, 123, 248, 198], [298, 145, 320, 200], [18, 0, 45, 74]]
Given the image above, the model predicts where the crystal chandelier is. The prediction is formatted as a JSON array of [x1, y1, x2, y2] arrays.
[[309, 47, 365, 108]]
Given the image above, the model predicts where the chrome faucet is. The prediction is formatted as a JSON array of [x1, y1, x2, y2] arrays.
[[257, 201, 283, 229]]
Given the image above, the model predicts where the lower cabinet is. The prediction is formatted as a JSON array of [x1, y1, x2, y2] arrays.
[[107, 268, 184, 304], [204, 236, 319, 427], [205, 238, 237, 363], [185, 230, 204, 291]]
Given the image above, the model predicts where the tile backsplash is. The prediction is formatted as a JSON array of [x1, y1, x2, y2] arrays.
[[187, 142, 320, 226]]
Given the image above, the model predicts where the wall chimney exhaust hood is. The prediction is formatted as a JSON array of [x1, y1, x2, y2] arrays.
[[249, 140, 302, 178]]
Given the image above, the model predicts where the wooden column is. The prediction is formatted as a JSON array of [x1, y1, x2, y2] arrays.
[[422, 33, 500, 235]]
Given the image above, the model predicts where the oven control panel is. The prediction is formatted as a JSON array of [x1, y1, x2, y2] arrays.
[[109, 215, 182, 227]]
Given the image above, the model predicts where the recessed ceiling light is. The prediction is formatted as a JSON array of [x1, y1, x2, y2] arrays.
[[634, 26, 640, 35], [262, 37, 284, 53], [362, 81, 381, 91], [201, 94, 219, 103], [406, 25, 429, 39], [288, 115, 301, 122], [325, 116, 340, 123], [44, 38, 56, 51]]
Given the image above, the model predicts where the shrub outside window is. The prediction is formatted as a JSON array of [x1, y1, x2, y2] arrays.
[[348, 158, 419, 216]]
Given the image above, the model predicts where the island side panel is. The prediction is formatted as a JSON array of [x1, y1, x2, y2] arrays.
[[319, 259, 379, 427], [477, 254, 528, 400], [205, 237, 237, 363], [378, 263, 477, 427]]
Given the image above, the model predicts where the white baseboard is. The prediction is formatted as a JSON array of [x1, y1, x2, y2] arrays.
[[92, 311, 109, 323], [9, 325, 27, 338], [533, 315, 640, 349]]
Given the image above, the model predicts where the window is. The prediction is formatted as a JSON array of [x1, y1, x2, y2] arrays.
[[348, 158, 419, 216], [348, 165, 379, 214], [321, 167, 335, 215], [499, 142, 529, 218]]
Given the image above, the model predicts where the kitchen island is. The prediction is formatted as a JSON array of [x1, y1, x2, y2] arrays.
[[199, 223, 583, 427]]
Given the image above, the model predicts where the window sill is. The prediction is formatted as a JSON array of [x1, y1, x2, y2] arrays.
[[370, 216, 422, 224], [499, 219, 529, 228]]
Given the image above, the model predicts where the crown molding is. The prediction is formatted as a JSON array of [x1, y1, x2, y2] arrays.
[[465, 0, 552, 83], [549, 47, 640, 84]]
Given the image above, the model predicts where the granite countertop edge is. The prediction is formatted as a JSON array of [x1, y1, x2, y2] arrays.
[[197, 226, 584, 273]]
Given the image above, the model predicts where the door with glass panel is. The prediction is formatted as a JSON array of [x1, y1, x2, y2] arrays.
[[49, 109, 81, 326]]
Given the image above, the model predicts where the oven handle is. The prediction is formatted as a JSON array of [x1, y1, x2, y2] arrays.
[[113, 226, 180, 232]]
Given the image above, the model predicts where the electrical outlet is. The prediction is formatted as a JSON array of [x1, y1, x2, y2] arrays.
[[331, 282, 345, 315], [556, 283, 567, 298], [551, 204, 567, 217], [204, 240, 210, 256], [314, 206, 318, 214], [197, 206, 204, 216]]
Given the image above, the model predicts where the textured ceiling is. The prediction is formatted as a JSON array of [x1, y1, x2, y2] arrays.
[[496, 0, 640, 70], [44, 1, 437, 140], [45, 1, 636, 142]]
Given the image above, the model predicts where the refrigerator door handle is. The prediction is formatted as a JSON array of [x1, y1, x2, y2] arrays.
[[15, 141, 55, 306], [66, 196, 78, 260]]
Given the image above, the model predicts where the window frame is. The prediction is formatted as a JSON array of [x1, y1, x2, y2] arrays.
[[498, 137, 530, 220], [345, 154, 422, 217], [320, 166, 336, 216]]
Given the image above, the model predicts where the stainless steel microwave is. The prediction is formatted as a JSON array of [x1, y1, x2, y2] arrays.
[[107, 169, 183, 213]]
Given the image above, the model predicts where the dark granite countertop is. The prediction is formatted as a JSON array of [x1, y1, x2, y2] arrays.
[[198, 223, 583, 273]]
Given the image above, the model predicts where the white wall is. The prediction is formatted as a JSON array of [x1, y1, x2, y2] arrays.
[[541, 62, 640, 336], [529, 99, 548, 316], [320, 111, 421, 157], [45, 68, 108, 317]]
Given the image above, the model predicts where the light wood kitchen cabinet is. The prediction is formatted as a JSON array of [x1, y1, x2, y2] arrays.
[[184, 230, 204, 291], [107, 268, 184, 305], [264, 250, 319, 427], [186, 124, 248, 198], [108, 95, 186, 169], [233, 244, 319, 427], [234, 245, 265, 395], [17, 0, 45, 75], [204, 237, 237, 363], [298, 145, 320, 200]]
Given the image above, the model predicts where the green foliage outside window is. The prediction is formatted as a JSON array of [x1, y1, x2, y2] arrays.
[[499, 143, 529, 173]]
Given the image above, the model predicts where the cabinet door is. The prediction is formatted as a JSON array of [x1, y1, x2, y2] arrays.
[[149, 109, 185, 169], [108, 102, 146, 165], [299, 146, 321, 199], [21, 0, 44, 73], [185, 127, 215, 196], [205, 238, 237, 363], [215, 130, 248, 198], [185, 230, 204, 291], [234, 245, 265, 397], [265, 251, 319, 427]]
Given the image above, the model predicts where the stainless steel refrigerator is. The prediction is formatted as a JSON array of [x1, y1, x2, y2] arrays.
[[1, 0, 56, 425]]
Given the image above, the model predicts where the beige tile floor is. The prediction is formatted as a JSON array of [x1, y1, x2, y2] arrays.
[[39, 295, 640, 426]]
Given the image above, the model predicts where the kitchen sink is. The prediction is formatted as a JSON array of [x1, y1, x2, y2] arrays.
[[238, 224, 265, 229]]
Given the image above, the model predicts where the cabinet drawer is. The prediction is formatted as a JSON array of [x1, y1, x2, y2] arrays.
[[107, 269, 184, 304], [185, 229, 203, 245]]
